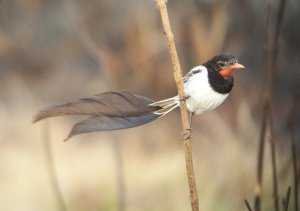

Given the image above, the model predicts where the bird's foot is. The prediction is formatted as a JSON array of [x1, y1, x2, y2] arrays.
[[179, 95, 190, 102]]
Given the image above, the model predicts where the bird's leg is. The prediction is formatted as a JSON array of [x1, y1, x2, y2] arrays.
[[189, 112, 193, 129]]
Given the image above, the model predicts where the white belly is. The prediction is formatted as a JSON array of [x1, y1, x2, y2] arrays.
[[184, 69, 229, 114]]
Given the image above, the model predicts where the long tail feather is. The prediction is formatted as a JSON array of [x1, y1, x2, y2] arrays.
[[65, 113, 159, 141], [33, 91, 159, 123], [33, 91, 179, 139]]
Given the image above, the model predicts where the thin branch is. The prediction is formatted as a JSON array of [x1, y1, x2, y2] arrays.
[[268, 112, 279, 211], [254, 103, 268, 211], [63, 1, 126, 210], [43, 122, 67, 211], [254, 0, 289, 208], [282, 186, 291, 211], [266, 3, 279, 210], [111, 139, 126, 211], [291, 92, 299, 211], [273, 0, 288, 65], [268, 0, 289, 209], [245, 199, 254, 211], [155, 0, 198, 210], [254, 9, 273, 210]]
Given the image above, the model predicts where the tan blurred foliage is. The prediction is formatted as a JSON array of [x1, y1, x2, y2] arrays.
[[0, 0, 299, 210]]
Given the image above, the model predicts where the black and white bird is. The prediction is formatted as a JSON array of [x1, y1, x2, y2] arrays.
[[33, 53, 245, 140]]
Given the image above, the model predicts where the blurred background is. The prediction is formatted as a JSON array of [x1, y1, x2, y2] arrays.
[[0, 0, 299, 210]]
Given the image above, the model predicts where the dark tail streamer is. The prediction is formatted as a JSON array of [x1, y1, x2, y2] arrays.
[[33, 91, 178, 140]]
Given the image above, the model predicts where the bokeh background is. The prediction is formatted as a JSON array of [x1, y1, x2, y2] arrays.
[[0, 0, 299, 210]]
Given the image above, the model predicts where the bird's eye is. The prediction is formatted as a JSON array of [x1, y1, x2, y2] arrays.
[[217, 61, 226, 67]]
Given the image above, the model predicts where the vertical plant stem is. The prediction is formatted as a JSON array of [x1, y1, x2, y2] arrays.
[[43, 122, 67, 211], [291, 93, 299, 211], [254, 5, 272, 208], [268, 108, 279, 211], [266, 3, 280, 210], [254, 103, 268, 211], [269, 0, 288, 209], [63, 1, 126, 210], [245, 199, 254, 211], [112, 139, 126, 211], [254, 4, 274, 210], [155, 0, 198, 210], [273, 0, 288, 65], [282, 186, 291, 211], [254, 0, 288, 207]]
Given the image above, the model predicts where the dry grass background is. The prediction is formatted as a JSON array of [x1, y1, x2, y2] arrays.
[[0, 0, 299, 210]]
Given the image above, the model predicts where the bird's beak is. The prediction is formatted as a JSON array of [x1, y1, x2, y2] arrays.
[[230, 63, 245, 70], [219, 63, 245, 77]]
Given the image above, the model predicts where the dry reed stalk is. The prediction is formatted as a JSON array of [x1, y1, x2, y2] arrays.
[[254, 103, 268, 211], [155, 0, 198, 210], [290, 93, 299, 211], [253, 7, 273, 207], [43, 122, 67, 211], [282, 186, 291, 211], [267, 0, 288, 209], [254, 0, 288, 209], [245, 199, 254, 211], [266, 5, 279, 209], [63, 1, 126, 210], [273, 0, 288, 65]]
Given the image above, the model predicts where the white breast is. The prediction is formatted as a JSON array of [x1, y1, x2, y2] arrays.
[[183, 66, 229, 114]]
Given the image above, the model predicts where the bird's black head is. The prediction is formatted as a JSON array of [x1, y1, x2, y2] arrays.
[[203, 53, 245, 77]]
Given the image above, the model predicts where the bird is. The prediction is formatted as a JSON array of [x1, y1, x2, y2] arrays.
[[33, 53, 245, 140]]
